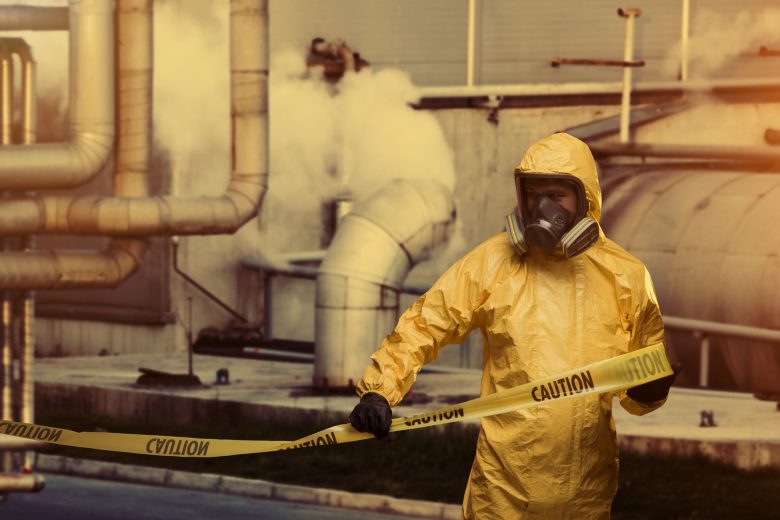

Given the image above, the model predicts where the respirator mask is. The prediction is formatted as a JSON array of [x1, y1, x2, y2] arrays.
[[505, 174, 599, 258]]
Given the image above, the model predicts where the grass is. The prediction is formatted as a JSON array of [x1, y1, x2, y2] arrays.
[[34, 409, 780, 519]]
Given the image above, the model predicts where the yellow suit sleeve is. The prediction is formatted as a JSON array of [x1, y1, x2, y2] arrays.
[[619, 266, 669, 416], [356, 250, 488, 407]]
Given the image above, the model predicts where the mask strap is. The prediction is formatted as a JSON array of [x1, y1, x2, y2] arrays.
[[505, 212, 528, 256]]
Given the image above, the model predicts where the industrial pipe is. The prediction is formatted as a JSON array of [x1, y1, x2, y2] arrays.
[[0, 5, 68, 31], [19, 36, 36, 472], [418, 77, 780, 100], [313, 179, 456, 388], [1, 293, 8, 423], [664, 316, 780, 344], [0, 0, 115, 191], [618, 8, 641, 143], [0, 0, 268, 236], [0, 41, 12, 146], [590, 142, 780, 161], [0, 473, 45, 493], [466, 0, 475, 87], [0, 0, 149, 290], [680, 0, 690, 81], [0, 240, 147, 290]]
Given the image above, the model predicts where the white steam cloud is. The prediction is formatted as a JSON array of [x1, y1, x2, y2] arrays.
[[270, 47, 464, 275], [664, 8, 780, 79], [270, 47, 456, 205], [154, 0, 230, 196]]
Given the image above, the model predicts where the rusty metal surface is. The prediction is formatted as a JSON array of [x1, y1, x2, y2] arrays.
[[551, 58, 645, 68]]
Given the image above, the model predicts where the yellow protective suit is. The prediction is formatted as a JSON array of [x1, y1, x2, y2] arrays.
[[356, 133, 667, 519]]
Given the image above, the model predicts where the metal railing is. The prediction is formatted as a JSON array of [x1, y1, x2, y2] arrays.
[[242, 257, 780, 388], [663, 315, 780, 388]]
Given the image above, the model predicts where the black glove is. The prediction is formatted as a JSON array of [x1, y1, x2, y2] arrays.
[[349, 392, 392, 439], [627, 362, 682, 404]]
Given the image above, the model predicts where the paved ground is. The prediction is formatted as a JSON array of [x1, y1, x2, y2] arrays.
[[30, 351, 780, 447], [1, 473, 426, 520], [6, 351, 777, 518]]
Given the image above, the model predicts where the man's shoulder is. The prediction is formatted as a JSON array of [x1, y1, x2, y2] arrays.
[[447, 231, 517, 281], [591, 237, 649, 274], [464, 232, 515, 261]]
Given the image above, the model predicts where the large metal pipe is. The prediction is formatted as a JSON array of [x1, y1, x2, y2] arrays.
[[0, 0, 115, 191], [590, 141, 780, 161], [0, 5, 68, 31], [0, 240, 147, 290], [0, 0, 149, 290], [0, 0, 268, 236], [313, 179, 456, 388]]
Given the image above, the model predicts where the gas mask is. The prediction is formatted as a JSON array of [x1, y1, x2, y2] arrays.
[[505, 174, 600, 258]]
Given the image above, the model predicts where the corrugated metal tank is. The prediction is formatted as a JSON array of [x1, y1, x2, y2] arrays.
[[601, 169, 780, 396]]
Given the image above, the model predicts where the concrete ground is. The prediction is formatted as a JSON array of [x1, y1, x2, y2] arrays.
[[28, 350, 780, 470], [1, 350, 774, 518], [2, 472, 432, 520]]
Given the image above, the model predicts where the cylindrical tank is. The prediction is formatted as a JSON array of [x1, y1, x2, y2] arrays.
[[601, 169, 780, 396]]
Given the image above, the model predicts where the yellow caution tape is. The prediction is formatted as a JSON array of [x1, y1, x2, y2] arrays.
[[0, 343, 671, 458]]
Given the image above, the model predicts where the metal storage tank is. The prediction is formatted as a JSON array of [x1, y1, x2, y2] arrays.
[[601, 169, 780, 396]]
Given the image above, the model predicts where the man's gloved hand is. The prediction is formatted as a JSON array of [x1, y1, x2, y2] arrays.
[[627, 362, 682, 403], [349, 392, 392, 439]]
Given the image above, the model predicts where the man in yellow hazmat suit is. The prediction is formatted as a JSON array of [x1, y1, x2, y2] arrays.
[[349, 133, 680, 519]]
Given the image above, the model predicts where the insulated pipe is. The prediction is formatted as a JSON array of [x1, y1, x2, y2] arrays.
[[0, 0, 268, 236], [0, 0, 114, 191], [0, 240, 147, 290], [0, 0, 148, 290], [313, 179, 456, 389], [0, 6, 68, 30]]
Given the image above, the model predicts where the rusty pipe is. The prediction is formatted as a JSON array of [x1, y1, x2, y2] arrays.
[[551, 58, 644, 68]]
